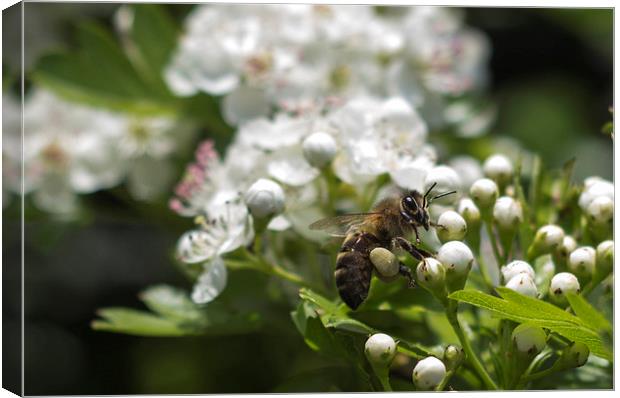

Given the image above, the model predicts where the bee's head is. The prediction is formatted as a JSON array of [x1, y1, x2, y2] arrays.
[[401, 182, 457, 231]]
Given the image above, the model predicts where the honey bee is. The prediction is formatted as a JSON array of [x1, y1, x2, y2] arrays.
[[309, 183, 456, 310]]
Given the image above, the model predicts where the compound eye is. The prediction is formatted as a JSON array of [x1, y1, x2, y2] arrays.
[[404, 196, 417, 211]]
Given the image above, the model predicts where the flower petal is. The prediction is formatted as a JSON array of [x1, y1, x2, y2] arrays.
[[191, 257, 228, 304]]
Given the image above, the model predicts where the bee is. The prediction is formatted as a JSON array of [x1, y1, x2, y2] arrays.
[[309, 183, 456, 310]]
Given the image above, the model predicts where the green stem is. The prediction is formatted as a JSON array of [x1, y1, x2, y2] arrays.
[[445, 302, 498, 390], [519, 364, 560, 384], [476, 255, 496, 292], [435, 369, 456, 391], [377, 371, 393, 392], [485, 221, 504, 269]]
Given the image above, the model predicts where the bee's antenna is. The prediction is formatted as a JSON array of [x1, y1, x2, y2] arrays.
[[430, 190, 457, 202], [423, 182, 437, 208]]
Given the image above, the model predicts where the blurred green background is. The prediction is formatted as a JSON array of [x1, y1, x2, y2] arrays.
[[2, 4, 612, 394]]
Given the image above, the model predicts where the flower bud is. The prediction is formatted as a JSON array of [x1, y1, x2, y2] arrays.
[[443, 345, 464, 371], [493, 196, 523, 232], [302, 132, 338, 168], [370, 247, 399, 277], [424, 165, 461, 205], [365, 333, 397, 367], [505, 273, 538, 298], [511, 324, 546, 355], [586, 196, 613, 226], [412, 356, 446, 390], [549, 272, 580, 303], [437, 241, 474, 291], [483, 154, 513, 186], [595, 240, 613, 278], [470, 178, 499, 211], [436, 211, 467, 242], [457, 198, 481, 228], [416, 258, 447, 300], [556, 235, 577, 260], [501, 260, 535, 283], [557, 342, 589, 369], [528, 224, 565, 260], [568, 246, 596, 278], [244, 178, 285, 218], [578, 178, 613, 211]]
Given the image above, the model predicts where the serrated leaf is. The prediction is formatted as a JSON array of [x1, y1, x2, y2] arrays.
[[92, 307, 201, 336], [448, 288, 612, 361], [129, 4, 178, 92], [323, 316, 374, 334], [139, 284, 204, 323], [566, 293, 612, 333], [33, 22, 176, 115]]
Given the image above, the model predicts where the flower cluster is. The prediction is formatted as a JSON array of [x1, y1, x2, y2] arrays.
[[3, 89, 194, 214], [165, 4, 490, 128], [170, 95, 440, 302]]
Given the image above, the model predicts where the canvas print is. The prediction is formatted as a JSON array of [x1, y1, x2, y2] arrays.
[[1, 2, 613, 394]]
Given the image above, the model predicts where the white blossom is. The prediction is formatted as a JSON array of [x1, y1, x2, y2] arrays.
[[501, 260, 535, 282], [493, 196, 523, 231], [568, 247, 596, 277], [244, 178, 285, 217], [302, 131, 338, 168], [512, 324, 546, 354], [413, 356, 446, 390], [436, 210, 467, 242], [483, 154, 513, 185], [365, 333, 397, 367], [550, 272, 581, 302], [469, 178, 498, 209], [505, 273, 538, 298]]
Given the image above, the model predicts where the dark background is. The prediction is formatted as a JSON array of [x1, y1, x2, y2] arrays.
[[2, 4, 613, 394]]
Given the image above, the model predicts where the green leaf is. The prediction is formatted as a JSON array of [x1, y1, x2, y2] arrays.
[[129, 4, 179, 92], [139, 284, 205, 323], [566, 293, 612, 333], [33, 22, 176, 115], [448, 288, 612, 361], [91, 307, 201, 336]]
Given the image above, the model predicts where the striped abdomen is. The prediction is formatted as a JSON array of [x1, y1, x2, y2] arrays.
[[335, 232, 381, 310]]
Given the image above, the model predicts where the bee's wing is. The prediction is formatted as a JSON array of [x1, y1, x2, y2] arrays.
[[309, 213, 380, 237]]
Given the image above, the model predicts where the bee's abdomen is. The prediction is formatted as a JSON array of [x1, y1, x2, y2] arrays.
[[334, 233, 379, 310]]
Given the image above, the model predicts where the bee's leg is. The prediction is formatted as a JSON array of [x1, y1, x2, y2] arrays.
[[412, 224, 421, 244], [398, 264, 416, 288], [394, 236, 433, 260]]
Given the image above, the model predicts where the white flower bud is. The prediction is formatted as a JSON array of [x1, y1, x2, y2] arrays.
[[469, 178, 498, 209], [244, 178, 285, 218], [529, 225, 565, 259], [493, 196, 523, 231], [511, 324, 546, 354], [556, 235, 577, 259], [586, 196, 613, 225], [365, 333, 397, 367], [501, 260, 535, 282], [596, 240, 613, 277], [302, 132, 338, 168], [370, 247, 399, 277], [550, 272, 581, 302], [559, 342, 590, 368], [416, 258, 446, 289], [412, 356, 446, 390], [457, 198, 481, 227], [437, 241, 474, 276], [424, 165, 461, 205], [578, 178, 613, 211], [505, 273, 538, 298], [483, 154, 513, 185], [536, 225, 565, 251], [568, 246, 596, 277], [437, 211, 467, 242]]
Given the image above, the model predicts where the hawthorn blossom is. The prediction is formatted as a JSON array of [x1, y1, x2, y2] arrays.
[[164, 4, 490, 125]]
